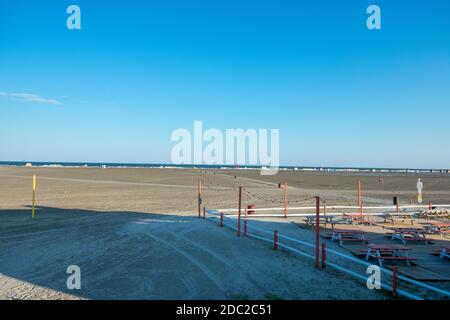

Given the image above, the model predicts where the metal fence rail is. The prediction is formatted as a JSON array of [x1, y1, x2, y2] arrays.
[[206, 209, 450, 300]]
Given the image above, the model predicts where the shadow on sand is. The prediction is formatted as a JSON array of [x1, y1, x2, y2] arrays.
[[1, 206, 447, 300]]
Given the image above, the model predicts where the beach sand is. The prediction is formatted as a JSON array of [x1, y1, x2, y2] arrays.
[[0, 166, 449, 299]]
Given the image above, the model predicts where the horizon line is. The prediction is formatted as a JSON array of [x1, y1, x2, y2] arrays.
[[0, 160, 448, 173]]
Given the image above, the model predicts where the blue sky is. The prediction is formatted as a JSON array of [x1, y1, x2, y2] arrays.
[[0, 0, 449, 168]]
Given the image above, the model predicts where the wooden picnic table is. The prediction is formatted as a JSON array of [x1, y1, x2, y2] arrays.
[[305, 215, 335, 229], [344, 214, 373, 226], [386, 227, 428, 245], [423, 222, 450, 236], [383, 212, 416, 225], [331, 229, 368, 246], [364, 244, 415, 267]]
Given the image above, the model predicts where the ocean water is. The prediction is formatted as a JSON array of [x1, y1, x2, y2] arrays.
[[0, 161, 255, 169], [0, 161, 448, 174]]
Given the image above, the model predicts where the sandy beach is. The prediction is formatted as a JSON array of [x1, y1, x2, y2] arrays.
[[0, 166, 449, 300]]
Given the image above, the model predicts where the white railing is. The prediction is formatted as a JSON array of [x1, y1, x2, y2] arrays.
[[217, 204, 450, 213], [206, 209, 450, 300]]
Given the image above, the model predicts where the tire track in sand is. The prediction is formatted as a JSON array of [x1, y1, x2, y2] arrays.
[[164, 229, 268, 295], [144, 232, 226, 293]]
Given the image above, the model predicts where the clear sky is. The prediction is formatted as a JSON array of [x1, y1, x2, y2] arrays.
[[0, 0, 449, 168]]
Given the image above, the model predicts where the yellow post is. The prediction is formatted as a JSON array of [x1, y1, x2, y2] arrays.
[[32, 175, 36, 218]]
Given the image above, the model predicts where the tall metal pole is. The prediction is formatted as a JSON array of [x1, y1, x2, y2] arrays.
[[315, 196, 320, 269]]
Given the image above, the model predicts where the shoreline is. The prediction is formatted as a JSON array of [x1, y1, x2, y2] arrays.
[[1, 161, 449, 175]]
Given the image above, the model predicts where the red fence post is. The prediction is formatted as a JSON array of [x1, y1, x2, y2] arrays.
[[220, 212, 224, 227], [392, 266, 398, 297], [273, 230, 278, 250], [315, 196, 320, 269], [321, 241, 326, 269]]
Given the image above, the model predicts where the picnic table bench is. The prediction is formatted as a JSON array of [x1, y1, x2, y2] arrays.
[[344, 214, 373, 226], [305, 215, 335, 229], [423, 222, 450, 237], [331, 229, 368, 246], [364, 244, 416, 267], [386, 227, 428, 245], [382, 212, 416, 225]]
